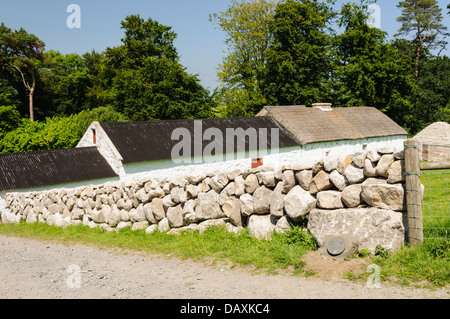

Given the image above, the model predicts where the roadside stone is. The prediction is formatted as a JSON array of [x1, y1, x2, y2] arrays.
[[107, 205, 122, 227], [47, 203, 64, 215], [295, 170, 313, 191], [239, 193, 254, 216], [344, 164, 365, 184], [275, 216, 291, 233], [166, 205, 184, 228], [221, 182, 236, 197], [258, 171, 276, 188], [222, 198, 242, 227], [309, 170, 332, 195], [316, 191, 344, 209], [270, 182, 285, 217], [363, 158, 378, 177], [162, 194, 176, 210], [329, 170, 348, 191], [234, 175, 245, 196], [145, 224, 158, 234], [158, 217, 170, 232], [195, 190, 224, 220], [143, 203, 156, 224], [131, 221, 149, 231], [341, 184, 363, 208], [210, 173, 229, 193], [253, 185, 273, 214], [282, 170, 296, 193], [247, 214, 276, 240], [151, 198, 165, 221], [387, 160, 405, 184], [244, 174, 259, 194], [197, 219, 226, 234], [116, 221, 132, 230], [135, 188, 150, 204], [366, 149, 381, 162], [284, 185, 317, 221], [170, 187, 187, 204], [308, 208, 405, 253], [186, 184, 200, 199], [351, 152, 366, 168], [376, 154, 395, 177], [361, 178, 405, 211]]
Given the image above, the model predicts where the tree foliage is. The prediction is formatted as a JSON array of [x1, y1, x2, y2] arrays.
[[103, 15, 215, 121], [396, 0, 449, 80], [262, 0, 335, 107], [0, 23, 45, 121], [0, 106, 128, 153]]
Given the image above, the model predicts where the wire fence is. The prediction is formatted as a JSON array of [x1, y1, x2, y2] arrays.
[[419, 144, 450, 243]]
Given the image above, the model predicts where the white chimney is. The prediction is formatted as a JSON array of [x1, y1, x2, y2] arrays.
[[312, 103, 332, 111]]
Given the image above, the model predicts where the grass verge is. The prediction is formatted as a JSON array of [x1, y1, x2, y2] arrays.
[[0, 221, 317, 275], [0, 220, 447, 287]]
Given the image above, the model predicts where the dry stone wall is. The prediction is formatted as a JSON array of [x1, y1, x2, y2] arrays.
[[1, 147, 408, 253]]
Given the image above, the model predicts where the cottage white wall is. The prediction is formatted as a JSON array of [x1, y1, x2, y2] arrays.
[[77, 122, 125, 176], [121, 146, 301, 181], [119, 135, 406, 182]]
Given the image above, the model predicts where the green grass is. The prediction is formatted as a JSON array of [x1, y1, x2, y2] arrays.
[[367, 169, 449, 288], [0, 169, 448, 287], [421, 169, 450, 240], [0, 221, 317, 275]]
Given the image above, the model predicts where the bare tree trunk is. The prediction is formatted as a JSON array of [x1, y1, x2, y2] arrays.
[[13, 65, 36, 121], [29, 69, 35, 122], [414, 43, 421, 82]]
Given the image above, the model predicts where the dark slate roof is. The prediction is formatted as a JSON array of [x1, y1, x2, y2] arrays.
[[0, 147, 118, 191], [100, 117, 301, 164]]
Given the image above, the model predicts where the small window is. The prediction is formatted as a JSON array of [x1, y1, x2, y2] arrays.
[[92, 128, 96, 144]]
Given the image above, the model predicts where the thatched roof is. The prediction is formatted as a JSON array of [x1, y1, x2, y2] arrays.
[[0, 147, 118, 191], [413, 122, 450, 145], [261, 106, 407, 145]]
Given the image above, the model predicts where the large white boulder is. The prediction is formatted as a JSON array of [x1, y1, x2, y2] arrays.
[[308, 208, 405, 253]]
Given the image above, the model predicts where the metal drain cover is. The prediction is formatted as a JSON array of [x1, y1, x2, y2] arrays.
[[327, 237, 346, 256]]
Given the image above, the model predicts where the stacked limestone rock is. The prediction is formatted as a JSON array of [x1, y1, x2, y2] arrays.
[[1, 147, 407, 250]]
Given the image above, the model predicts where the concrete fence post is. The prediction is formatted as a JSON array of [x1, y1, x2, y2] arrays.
[[404, 139, 424, 246]]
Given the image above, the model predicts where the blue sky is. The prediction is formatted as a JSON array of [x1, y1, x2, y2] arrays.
[[1, 0, 449, 90]]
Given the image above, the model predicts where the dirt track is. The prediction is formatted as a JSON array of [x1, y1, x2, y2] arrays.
[[0, 235, 448, 299]]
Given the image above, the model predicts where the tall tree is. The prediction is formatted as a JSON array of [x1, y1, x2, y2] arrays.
[[210, 0, 276, 116], [210, 0, 276, 90], [331, 1, 413, 121], [0, 23, 45, 121], [396, 0, 449, 82], [262, 0, 335, 106], [103, 15, 214, 121]]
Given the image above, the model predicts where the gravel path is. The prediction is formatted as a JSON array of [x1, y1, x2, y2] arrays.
[[0, 235, 448, 299]]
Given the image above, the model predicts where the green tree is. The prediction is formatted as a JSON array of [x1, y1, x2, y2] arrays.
[[42, 50, 92, 116], [0, 106, 127, 153], [262, 0, 335, 106], [331, 1, 413, 128], [103, 15, 214, 121], [209, 0, 276, 116], [414, 55, 450, 131], [0, 23, 45, 121], [396, 0, 449, 81]]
